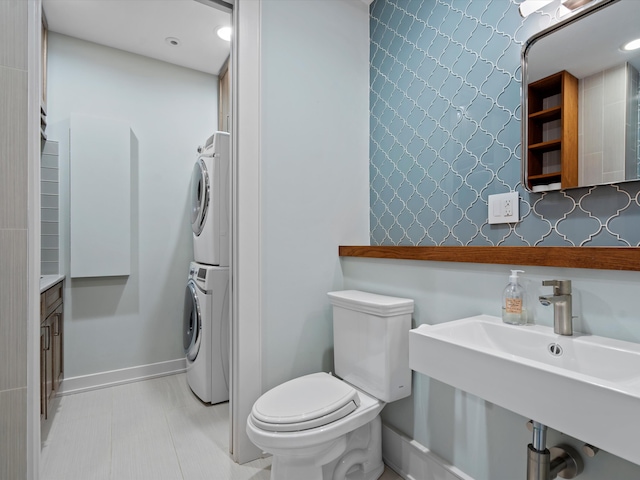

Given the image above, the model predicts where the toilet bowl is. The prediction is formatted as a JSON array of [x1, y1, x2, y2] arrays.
[[246, 290, 414, 480]]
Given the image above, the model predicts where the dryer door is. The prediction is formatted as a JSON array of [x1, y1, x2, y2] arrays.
[[190, 158, 209, 236], [183, 280, 202, 361]]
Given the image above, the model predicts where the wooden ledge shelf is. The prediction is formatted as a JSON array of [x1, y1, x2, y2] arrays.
[[339, 246, 640, 271], [528, 172, 561, 182], [528, 139, 561, 152], [529, 105, 561, 122]]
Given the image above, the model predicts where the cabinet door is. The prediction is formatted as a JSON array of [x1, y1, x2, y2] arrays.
[[44, 281, 62, 314], [42, 317, 54, 418], [41, 280, 64, 422], [52, 306, 63, 391], [40, 327, 47, 419]]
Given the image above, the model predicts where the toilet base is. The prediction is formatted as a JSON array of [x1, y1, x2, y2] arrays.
[[269, 416, 384, 480]]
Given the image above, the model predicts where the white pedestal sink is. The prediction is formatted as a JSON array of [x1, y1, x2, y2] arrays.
[[409, 315, 640, 466]]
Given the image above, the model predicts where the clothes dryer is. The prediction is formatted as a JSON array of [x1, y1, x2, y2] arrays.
[[191, 131, 230, 267], [183, 262, 229, 404]]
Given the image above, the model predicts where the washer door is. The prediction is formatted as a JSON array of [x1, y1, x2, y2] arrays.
[[183, 280, 202, 361], [190, 158, 209, 236]]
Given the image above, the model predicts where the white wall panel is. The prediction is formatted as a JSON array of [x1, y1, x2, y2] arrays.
[[259, 0, 370, 390], [70, 114, 132, 277], [342, 258, 640, 480], [231, 0, 370, 462]]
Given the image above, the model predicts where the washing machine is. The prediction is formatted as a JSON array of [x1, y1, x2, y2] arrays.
[[190, 131, 230, 267], [183, 261, 229, 404]]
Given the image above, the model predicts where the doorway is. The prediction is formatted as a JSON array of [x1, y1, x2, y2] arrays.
[[33, 0, 242, 473]]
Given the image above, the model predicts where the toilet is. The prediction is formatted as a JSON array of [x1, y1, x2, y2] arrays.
[[246, 290, 414, 480]]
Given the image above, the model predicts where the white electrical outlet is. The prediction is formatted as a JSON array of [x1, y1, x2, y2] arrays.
[[504, 199, 512, 216], [488, 192, 519, 224]]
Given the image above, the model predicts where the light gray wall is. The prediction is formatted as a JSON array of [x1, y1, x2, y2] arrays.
[[0, 0, 29, 478], [46, 33, 219, 378], [342, 257, 640, 479], [259, 0, 371, 391]]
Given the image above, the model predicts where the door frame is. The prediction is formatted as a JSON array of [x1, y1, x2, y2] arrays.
[[230, 0, 264, 464], [27, 1, 44, 478], [25, 0, 267, 473]]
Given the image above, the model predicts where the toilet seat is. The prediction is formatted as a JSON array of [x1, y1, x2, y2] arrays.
[[251, 372, 361, 432]]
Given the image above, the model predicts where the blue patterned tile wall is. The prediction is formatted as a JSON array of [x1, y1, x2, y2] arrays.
[[370, 0, 640, 246]]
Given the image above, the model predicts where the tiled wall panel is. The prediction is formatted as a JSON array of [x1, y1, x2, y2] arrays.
[[370, 0, 640, 246], [0, 0, 27, 70], [41, 141, 59, 274], [0, 1, 30, 478], [0, 66, 28, 230], [0, 230, 28, 392], [0, 388, 27, 480], [625, 64, 639, 181]]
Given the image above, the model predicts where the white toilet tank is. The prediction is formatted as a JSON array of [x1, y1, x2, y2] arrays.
[[327, 290, 414, 403]]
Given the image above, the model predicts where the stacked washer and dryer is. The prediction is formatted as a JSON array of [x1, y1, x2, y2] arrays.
[[183, 131, 231, 404]]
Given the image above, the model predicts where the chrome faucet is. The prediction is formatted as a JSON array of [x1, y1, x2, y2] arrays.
[[539, 280, 573, 336]]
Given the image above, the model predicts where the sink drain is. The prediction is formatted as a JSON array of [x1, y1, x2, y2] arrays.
[[548, 343, 563, 356]]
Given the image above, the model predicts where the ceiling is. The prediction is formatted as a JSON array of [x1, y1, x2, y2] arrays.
[[42, 0, 231, 75]]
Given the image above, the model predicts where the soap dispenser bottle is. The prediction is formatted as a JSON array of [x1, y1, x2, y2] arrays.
[[502, 270, 527, 325]]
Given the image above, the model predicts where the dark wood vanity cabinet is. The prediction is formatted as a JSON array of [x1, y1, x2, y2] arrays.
[[40, 280, 63, 421], [526, 70, 579, 190]]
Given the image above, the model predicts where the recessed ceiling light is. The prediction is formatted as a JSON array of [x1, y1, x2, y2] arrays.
[[622, 38, 640, 51], [165, 37, 180, 47], [216, 26, 231, 42]]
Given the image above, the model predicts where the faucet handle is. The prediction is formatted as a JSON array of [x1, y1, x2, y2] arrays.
[[542, 279, 571, 295]]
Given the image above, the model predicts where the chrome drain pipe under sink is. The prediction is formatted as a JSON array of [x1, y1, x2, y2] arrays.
[[527, 422, 584, 480]]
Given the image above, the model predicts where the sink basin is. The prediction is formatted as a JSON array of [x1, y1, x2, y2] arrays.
[[409, 315, 640, 466]]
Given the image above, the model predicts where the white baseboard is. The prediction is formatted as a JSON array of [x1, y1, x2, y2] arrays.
[[57, 358, 186, 396], [382, 423, 475, 480]]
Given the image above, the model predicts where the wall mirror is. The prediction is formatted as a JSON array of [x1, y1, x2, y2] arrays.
[[522, 0, 640, 192]]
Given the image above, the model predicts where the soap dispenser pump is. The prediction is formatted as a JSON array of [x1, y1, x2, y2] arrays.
[[502, 269, 527, 325]]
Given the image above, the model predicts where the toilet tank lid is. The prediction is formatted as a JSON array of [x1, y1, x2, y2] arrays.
[[327, 290, 414, 316]]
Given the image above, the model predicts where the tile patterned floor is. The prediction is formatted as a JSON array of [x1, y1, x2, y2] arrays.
[[40, 373, 402, 480]]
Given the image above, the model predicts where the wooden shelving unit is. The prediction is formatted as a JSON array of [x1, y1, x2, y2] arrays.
[[526, 70, 578, 190]]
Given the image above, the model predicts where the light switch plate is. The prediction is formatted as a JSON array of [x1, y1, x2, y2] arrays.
[[488, 192, 519, 224]]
